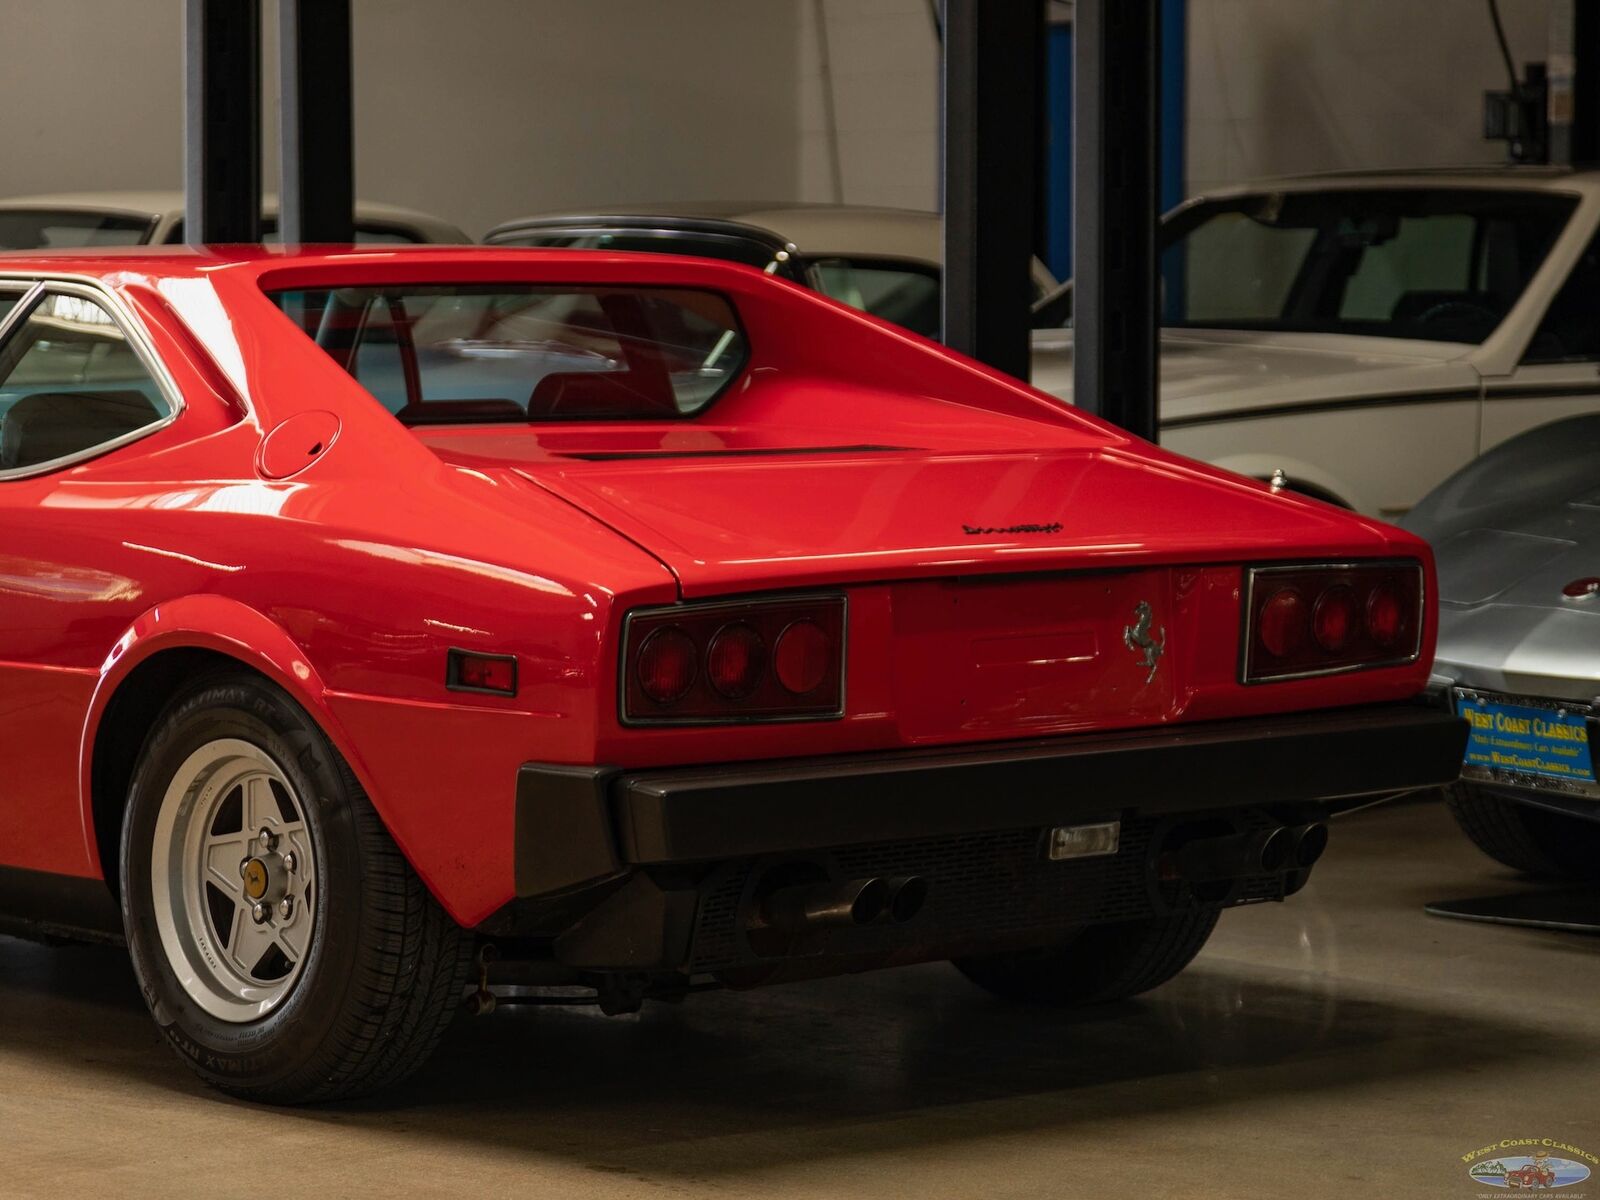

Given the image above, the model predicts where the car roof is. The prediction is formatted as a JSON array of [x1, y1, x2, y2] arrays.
[[0, 191, 469, 241], [0, 243, 782, 279], [488, 203, 942, 263], [1186, 165, 1600, 202]]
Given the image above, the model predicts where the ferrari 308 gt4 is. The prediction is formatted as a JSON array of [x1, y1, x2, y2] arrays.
[[0, 246, 1466, 1102]]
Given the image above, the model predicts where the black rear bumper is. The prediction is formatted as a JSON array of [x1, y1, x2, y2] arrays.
[[515, 702, 1467, 898]]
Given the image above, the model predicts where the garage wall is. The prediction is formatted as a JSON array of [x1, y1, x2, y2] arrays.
[[797, 0, 942, 211], [796, 0, 1556, 211], [1186, 0, 1553, 194], [0, 0, 800, 239]]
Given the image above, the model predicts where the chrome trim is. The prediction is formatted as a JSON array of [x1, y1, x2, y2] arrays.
[[1240, 559, 1426, 684], [0, 282, 43, 344], [0, 273, 186, 482], [618, 592, 849, 727]]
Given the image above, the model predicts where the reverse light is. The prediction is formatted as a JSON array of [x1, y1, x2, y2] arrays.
[[622, 595, 846, 725], [775, 620, 831, 695], [1242, 561, 1423, 683]]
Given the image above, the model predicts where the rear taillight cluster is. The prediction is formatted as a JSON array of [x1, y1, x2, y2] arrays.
[[1242, 560, 1423, 683], [622, 595, 846, 724]]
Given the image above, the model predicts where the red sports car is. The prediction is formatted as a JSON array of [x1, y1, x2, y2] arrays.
[[0, 246, 1464, 1103]]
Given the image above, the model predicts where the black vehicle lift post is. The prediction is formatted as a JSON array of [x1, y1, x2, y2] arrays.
[[184, 0, 356, 246], [278, 0, 356, 244], [1071, 0, 1162, 443], [183, 0, 262, 244], [940, 0, 1043, 383]]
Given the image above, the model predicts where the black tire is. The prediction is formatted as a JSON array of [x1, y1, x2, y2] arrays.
[[1445, 782, 1600, 881], [952, 906, 1219, 1005], [119, 670, 473, 1104]]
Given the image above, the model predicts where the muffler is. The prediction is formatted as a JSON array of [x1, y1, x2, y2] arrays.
[[1167, 826, 1292, 883]]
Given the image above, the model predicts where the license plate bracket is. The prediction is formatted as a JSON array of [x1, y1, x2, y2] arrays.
[[1456, 689, 1599, 799]]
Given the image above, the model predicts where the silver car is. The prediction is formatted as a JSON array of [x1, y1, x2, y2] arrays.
[[1404, 415, 1600, 878]]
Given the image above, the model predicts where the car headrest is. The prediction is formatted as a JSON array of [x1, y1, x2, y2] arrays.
[[0, 389, 162, 471], [526, 371, 678, 420]]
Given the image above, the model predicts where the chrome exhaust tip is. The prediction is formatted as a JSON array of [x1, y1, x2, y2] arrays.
[[1169, 826, 1293, 882], [884, 875, 928, 924], [761, 876, 889, 932], [1289, 822, 1329, 869]]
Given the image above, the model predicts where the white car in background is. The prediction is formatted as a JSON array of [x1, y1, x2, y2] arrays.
[[496, 177, 1600, 520], [0, 191, 468, 247], [486, 203, 1060, 344], [1033, 168, 1600, 517]]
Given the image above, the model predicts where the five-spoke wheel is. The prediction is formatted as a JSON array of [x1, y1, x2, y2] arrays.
[[121, 670, 472, 1103], [150, 739, 318, 1022]]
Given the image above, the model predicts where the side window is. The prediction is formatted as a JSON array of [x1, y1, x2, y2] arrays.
[[0, 292, 21, 327], [1524, 231, 1600, 363], [1338, 214, 1479, 322], [810, 258, 942, 339], [0, 291, 172, 473]]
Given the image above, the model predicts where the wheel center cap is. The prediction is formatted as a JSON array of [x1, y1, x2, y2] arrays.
[[242, 858, 270, 900]]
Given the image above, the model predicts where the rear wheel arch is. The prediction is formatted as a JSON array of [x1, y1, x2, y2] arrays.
[[81, 597, 367, 897], [90, 646, 245, 901]]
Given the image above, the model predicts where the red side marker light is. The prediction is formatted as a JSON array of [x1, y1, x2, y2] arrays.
[[1563, 577, 1600, 600], [447, 649, 518, 696]]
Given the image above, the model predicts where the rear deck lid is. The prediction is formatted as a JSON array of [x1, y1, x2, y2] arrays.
[[505, 443, 1398, 596]]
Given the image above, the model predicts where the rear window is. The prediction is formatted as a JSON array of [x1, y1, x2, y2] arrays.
[[268, 285, 748, 423]]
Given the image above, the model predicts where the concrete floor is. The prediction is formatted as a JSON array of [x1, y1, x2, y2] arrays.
[[3, 797, 1597, 1199]]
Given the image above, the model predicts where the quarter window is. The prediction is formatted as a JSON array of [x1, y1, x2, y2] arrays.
[[0, 291, 172, 472], [810, 258, 941, 339]]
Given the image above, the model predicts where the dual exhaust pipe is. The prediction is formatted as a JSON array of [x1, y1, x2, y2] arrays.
[[759, 874, 929, 934], [1164, 821, 1328, 884]]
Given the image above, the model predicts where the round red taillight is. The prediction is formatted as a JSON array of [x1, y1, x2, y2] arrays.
[[636, 627, 697, 705], [775, 620, 831, 695], [1258, 588, 1308, 658], [1366, 583, 1404, 649], [707, 624, 767, 698], [1312, 586, 1357, 653]]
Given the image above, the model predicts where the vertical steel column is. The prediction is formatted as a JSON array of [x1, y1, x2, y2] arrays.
[[941, 0, 1043, 381], [279, 0, 355, 244], [184, 0, 262, 244], [1072, 0, 1160, 441], [1572, 0, 1600, 165]]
